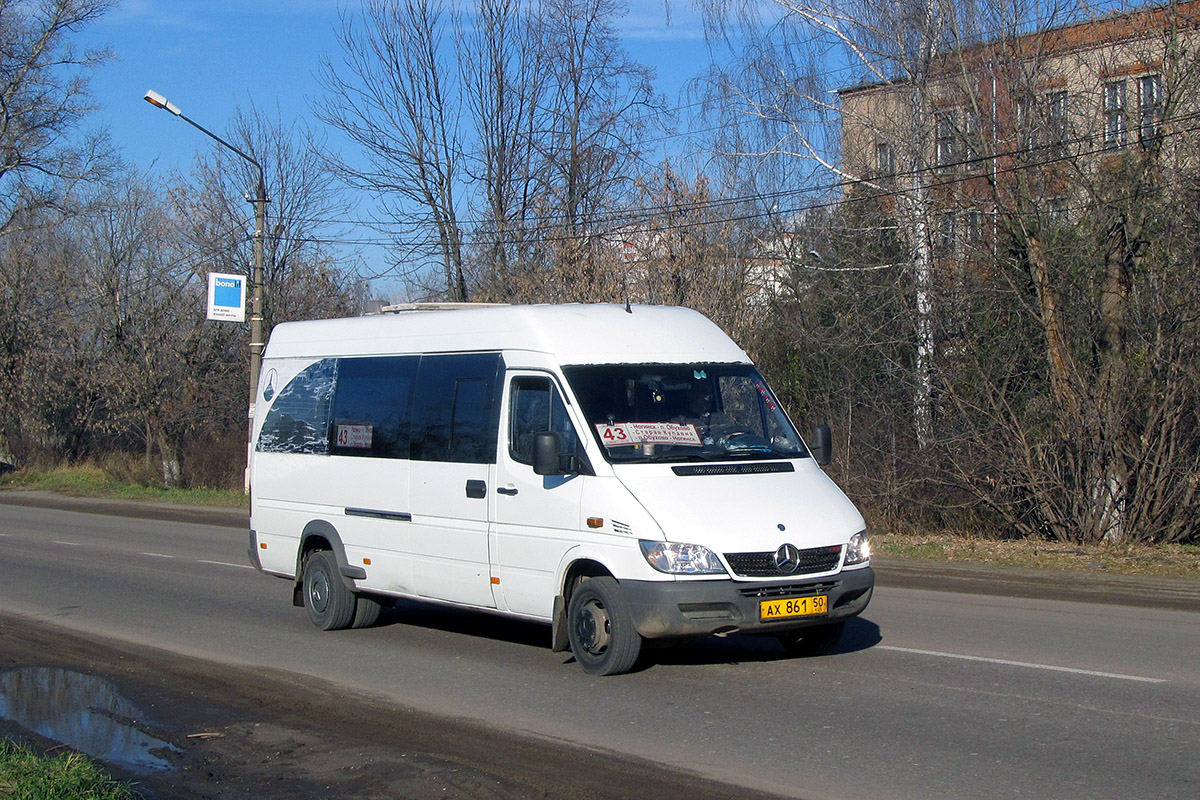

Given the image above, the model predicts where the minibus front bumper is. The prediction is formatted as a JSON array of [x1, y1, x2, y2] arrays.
[[620, 566, 874, 639]]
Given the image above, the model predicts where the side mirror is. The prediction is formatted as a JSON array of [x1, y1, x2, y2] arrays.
[[810, 424, 833, 466], [533, 432, 576, 476]]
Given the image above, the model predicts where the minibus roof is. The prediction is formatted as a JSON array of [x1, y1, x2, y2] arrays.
[[262, 303, 751, 365]]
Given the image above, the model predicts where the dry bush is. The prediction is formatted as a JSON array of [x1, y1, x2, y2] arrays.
[[98, 452, 162, 487], [181, 429, 246, 490]]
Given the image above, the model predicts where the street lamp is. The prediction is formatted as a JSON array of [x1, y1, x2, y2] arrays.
[[144, 89, 267, 490]]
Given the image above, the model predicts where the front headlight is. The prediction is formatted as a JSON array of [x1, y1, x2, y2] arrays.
[[844, 531, 871, 566], [639, 541, 728, 575]]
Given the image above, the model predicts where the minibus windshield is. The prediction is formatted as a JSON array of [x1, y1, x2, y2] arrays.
[[563, 364, 810, 463]]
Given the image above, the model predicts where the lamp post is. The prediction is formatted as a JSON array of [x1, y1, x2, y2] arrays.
[[144, 89, 267, 490]]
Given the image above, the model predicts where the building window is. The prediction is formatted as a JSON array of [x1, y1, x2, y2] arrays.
[[1016, 95, 1035, 151], [1045, 90, 1068, 155], [963, 109, 983, 171], [876, 141, 896, 179], [935, 112, 958, 171], [935, 210, 958, 257], [965, 210, 984, 245], [1137, 74, 1163, 146], [1104, 80, 1127, 149]]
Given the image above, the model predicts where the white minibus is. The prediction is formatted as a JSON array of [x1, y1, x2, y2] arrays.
[[248, 304, 873, 675]]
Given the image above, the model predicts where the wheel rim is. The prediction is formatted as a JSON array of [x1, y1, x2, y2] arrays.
[[308, 568, 329, 614], [575, 598, 611, 656]]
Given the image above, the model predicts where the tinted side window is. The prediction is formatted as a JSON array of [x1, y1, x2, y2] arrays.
[[257, 359, 337, 454], [330, 356, 418, 458], [510, 376, 577, 465], [410, 353, 502, 463]]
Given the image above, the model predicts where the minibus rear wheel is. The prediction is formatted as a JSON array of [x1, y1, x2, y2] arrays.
[[303, 550, 356, 631], [567, 577, 642, 676]]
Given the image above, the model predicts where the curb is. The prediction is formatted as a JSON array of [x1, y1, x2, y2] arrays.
[[0, 489, 247, 528], [874, 556, 1200, 613]]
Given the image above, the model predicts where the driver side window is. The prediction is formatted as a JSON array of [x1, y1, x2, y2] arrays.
[[510, 376, 577, 465]]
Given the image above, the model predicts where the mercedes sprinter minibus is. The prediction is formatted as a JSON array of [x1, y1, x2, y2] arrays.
[[248, 304, 873, 675]]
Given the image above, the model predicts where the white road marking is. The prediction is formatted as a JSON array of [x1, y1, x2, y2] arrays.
[[141, 552, 175, 559], [198, 559, 255, 570], [879, 645, 1167, 684], [51, 541, 81, 546]]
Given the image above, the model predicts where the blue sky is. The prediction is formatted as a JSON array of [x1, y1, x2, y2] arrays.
[[78, 1, 713, 295]]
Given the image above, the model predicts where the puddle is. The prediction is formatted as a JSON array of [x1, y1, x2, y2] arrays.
[[0, 667, 178, 773]]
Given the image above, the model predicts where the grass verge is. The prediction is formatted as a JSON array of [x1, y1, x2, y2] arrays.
[[0, 739, 140, 800], [1, 466, 1195, 580], [873, 531, 1199, 580], [0, 464, 246, 509]]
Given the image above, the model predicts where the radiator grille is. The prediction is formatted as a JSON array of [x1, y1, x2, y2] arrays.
[[725, 545, 843, 578]]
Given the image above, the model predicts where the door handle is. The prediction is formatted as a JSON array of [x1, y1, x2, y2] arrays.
[[497, 486, 519, 496]]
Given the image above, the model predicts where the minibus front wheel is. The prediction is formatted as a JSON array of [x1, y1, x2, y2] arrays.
[[567, 577, 642, 676], [303, 550, 356, 631]]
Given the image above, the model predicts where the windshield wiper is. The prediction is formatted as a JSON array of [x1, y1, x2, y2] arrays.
[[723, 448, 787, 458]]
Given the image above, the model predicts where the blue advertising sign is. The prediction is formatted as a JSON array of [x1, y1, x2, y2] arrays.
[[207, 272, 246, 322]]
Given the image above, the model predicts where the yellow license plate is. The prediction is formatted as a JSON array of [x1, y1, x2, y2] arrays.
[[760, 595, 828, 621]]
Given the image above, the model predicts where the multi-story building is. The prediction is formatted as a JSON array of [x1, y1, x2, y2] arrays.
[[837, 1, 1200, 266]]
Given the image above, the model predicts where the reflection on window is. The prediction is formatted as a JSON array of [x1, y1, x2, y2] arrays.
[[257, 359, 337, 454], [510, 376, 577, 466], [963, 109, 982, 171]]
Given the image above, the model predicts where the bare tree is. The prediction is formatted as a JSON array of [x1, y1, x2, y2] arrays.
[[318, 0, 468, 300], [932, 1, 1200, 543], [172, 104, 365, 335], [69, 170, 207, 484], [457, 0, 549, 292], [0, 0, 113, 464], [695, 1, 1200, 545], [532, 0, 666, 297], [0, 0, 114, 230]]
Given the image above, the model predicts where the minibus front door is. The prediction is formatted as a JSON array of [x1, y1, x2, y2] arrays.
[[492, 373, 585, 617]]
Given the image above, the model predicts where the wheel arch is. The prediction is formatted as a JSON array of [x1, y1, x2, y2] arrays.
[[550, 555, 614, 652], [291, 520, 363, 607]]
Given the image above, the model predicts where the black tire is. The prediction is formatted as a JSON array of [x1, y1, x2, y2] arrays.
[[303, 550, 356, 631], [351, 594, 383, 629], [776, 620, 846, 657], [567, 576, 642, 676]]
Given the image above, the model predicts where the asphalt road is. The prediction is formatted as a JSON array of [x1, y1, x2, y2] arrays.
[[1, 494, 1198, 799]]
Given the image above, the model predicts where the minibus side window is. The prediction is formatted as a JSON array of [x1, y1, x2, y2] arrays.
[[510, 377, 577, 466], [329, 356, 418, 458], [257, 358, 338, 455], [410, 353, 502, 464]]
